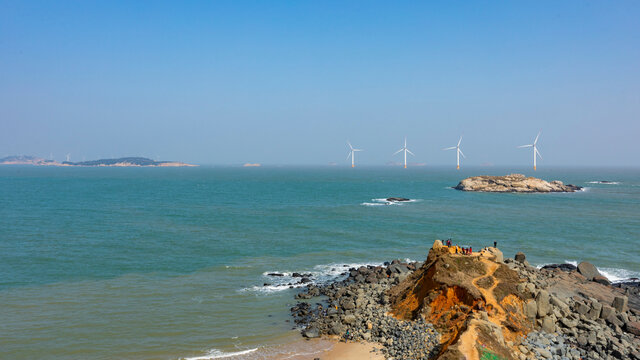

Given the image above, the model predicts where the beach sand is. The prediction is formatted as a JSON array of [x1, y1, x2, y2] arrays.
[[273, 337, 383, 360]]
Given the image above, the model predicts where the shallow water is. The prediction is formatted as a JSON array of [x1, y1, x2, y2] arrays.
[[1, 166, 638, 359]]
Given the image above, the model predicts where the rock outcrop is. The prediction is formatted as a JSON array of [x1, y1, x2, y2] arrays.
[[289, 243, 640, 360], [454, 174, 582, 193]]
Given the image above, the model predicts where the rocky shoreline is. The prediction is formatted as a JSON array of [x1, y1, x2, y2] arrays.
[[288, 243, 640, 359], [455, 174, 582, 193]]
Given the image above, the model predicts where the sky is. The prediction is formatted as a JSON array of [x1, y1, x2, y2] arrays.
[[1, 1, 639, 166]]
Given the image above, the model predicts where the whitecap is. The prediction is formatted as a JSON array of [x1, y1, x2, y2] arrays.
[[361, 198, 420, 206], [599, 267, 640, 283], [243, 261, 384, 294], [183, 347, 258, 360], [586, 181, 620, 185]]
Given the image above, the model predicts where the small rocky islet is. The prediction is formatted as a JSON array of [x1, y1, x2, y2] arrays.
[[288, 241, 640, 359], [454, 174, 583, 193]]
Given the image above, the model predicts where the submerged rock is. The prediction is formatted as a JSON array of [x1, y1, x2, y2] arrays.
[[386, 197, 410, 202]]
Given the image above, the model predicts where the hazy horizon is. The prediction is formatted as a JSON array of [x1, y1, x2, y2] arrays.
[[2, 1, 639, 166]]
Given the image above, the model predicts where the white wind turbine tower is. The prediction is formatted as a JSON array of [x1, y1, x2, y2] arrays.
[[443, 136, 465, 170], [66, 153, 71, 162], [393, 137, 414, 169], [518, 132, 542, 171], [346, 141, 362, 168]]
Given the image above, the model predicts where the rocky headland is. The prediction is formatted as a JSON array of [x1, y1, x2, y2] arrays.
[[454, 174, 582, 193], [289, 242, 640, 359]]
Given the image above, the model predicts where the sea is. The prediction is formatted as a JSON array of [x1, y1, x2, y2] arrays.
[[1, 166, 639, 360]]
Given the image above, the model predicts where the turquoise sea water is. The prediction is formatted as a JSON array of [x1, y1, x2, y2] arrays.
[[1, 166, 639, 359]]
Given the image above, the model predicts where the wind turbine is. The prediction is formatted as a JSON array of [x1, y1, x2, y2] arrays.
[[393, 137, 414, 168], [518, 132, 542, 171], [443, 136, 465, 170], [346, 141, 362, 168], [66, 153, 71, 162]]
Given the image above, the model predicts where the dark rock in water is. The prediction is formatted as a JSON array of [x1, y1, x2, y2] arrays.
[[300, 277, 312, 283], [263, 283, 272, 286], [302, 327, 319, 338], [386, 197, 410, 202], [577, 261, 601, 281], [593, 275, 611, 286], [515, 252, 526, 263], [292, 272, 302, 278], [267, 273, 284, 277], [541, 263, 577, 272]]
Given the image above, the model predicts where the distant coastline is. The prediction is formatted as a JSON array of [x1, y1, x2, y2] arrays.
[[0, 155, 197, 167]]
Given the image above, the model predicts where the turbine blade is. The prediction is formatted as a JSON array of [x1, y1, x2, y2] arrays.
[[393, 149, 403, 155], [406, 149, 415, 156], [518, 144, 533, 148], [457, 136, 462, 147], [443, 146, 456, 151], [459, 149, 466, 158], [535, 148, 542, 159], [354, 149, 363, 151], [347, 152, 352, 160], [534, 132, 541, 145], [347, 141, 353, 150]]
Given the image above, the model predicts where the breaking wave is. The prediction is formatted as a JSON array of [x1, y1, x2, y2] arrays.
[[183, 347, 258, 360], [241, 261, 384, 294], [537, 260, 640, 283], [586, 181, 620, 185], [361, 198, 420, 206]]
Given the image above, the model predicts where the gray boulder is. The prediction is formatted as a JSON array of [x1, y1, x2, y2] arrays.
[[577, 261, 601, 281], [593, 275, 611, 285], [541, 316, 556, 333], [515, 252, 526, 263], [536, 290, 551, 318], [303, 327, 320, 338], [612, 296, 628, 313], [601, 305, 615, 320]]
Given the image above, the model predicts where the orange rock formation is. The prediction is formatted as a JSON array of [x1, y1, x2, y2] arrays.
[[389, 240, 533, 359]]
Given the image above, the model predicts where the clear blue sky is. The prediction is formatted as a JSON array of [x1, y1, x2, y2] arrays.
[[1, 1, 639, 166]]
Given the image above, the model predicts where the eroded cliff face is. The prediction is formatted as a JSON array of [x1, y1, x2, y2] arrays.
[[454, 174, 582, 193], [389, 241, 533, 359]]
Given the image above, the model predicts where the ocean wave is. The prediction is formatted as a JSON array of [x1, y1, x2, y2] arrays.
[[183, 347, 258, 360], [361, 198, 420, 206], [537, 260, 640, 283], [241, 261, 384, 294], [586, 181, 620, 185]]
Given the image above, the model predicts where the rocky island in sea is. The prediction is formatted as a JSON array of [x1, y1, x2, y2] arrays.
[[454, 174, 582, 193], [287, 241, 640, 359], [0, 155, 196, 167]]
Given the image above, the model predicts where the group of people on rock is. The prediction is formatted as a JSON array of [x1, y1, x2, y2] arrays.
[[445, 238, 472, 255]]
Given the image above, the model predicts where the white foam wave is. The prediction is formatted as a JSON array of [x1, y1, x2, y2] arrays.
[[586, 181, 620, 185], [599, 267, 640, 282], [242, 261, 384, 294], [362, 198, 420, 206], [537, 260, 640, 283], [361, 202, 387, 206], [183, 348, 258, 360]]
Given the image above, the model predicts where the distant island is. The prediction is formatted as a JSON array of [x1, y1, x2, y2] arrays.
[[455, 174, 582, 193], [0, 155, 197, 167]]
